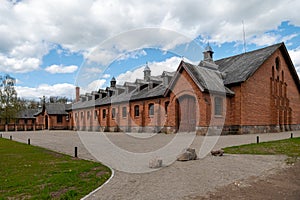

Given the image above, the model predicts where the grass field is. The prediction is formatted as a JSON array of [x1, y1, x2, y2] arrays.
[[223, 137, 300, 163], [0, 138, 111, 200]]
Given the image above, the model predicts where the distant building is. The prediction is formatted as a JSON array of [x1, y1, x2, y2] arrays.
[[4, 42, 300, 134]]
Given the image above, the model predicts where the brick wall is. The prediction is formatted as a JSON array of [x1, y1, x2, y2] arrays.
[[237, 48, 300, 132]]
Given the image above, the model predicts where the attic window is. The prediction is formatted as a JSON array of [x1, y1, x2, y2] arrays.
[[275, 57, 280, 71]]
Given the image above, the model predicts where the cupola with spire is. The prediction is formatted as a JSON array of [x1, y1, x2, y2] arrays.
[[203, 43, 214, 62], [143, 62, 151, 81], [110, 76, 116, 88]]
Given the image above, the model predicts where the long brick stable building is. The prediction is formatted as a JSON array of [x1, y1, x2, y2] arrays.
[[4, 42, 300, 134], [67, 42, 300, 134]]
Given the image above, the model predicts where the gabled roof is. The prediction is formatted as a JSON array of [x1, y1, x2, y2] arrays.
[[35, 103, 68, 115], [216, 43, 282, 85], [71, 42, 299, 111], [162, 71, 176, 77], [216, 42, 300, 91], [18, 109, 39, 119], [165, 61, 234, 96], [46, 103, 69, 115]]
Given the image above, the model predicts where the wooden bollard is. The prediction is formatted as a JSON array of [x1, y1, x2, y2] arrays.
[[28, 138, 30, 145], [256, 136, 259, 144], [291, 133, 293, 139], [10, 135, 12, 140], [74, 147, 78, 158]]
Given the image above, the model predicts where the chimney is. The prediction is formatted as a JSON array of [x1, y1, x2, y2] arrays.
[[75, 86, 80, 102]]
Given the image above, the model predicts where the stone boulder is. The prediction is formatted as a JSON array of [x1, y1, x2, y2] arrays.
[[177, 148, 197, 161], [211, 149, 224, 156], [149, 158, 163, 168]]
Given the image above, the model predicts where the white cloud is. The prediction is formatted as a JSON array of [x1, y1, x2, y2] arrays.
[[102, 74, 111, 78], [250, 33, 281, 46], [45, 64, 78, 74], [2, 0, 300, 69], [116, 56, 182, 84], [117, 49, 147, 61], [0, 54, 40, 73], [289, 48, 300, 77], [86, 79, 106, 92], [16, 83, 76, 100]]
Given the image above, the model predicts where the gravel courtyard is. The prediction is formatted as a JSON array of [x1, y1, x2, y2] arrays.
[[2, 130, 299, 199]]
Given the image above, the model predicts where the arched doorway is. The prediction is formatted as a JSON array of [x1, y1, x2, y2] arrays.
[[176, 95, 197, 132]]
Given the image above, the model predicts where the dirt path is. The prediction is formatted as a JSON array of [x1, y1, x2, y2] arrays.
[[196, 161, 300, 200]]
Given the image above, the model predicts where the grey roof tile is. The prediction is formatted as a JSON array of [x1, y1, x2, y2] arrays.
[[45, 103, 68, 115], [18, 109, 39, 119], [216, 43, 282, 85]]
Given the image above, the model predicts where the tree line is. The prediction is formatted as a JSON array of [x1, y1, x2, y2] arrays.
[[0, 74, 71, 124]]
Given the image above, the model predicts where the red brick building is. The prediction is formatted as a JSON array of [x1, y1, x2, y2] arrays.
[[8, 43, 298, 134], [69, 42, 300, 134]]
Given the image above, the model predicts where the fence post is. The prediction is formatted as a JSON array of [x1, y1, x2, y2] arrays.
[[256, 136, 259, 144], [74, 147, 78, 158], [28, 138, 30, 145], [10, 135, 12, 140], [291, 133, 293, 139]]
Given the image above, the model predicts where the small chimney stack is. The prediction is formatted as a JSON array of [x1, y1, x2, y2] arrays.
[[75, 86, 80, 102]]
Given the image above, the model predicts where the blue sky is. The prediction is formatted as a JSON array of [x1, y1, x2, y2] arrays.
[[1, 0, 300, 100]]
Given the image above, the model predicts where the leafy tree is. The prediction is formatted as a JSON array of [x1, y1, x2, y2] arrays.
[[49, 96, 69, 104], [0, 75, 22, 124]]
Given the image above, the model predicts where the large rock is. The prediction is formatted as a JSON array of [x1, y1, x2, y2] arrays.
[[149, 158, 163, 168], [211, 149, 224, 156], [177, 148, 197, 161]]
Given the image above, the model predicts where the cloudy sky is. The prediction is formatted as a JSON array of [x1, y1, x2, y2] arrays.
[[1, 0, 300, 100]]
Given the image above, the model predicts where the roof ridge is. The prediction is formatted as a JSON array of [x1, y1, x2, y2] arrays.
[[216, 42, 283, 62]]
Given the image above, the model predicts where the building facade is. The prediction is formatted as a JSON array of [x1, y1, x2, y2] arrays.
[[6, 42, 300, 134], [69, 42, 300, 134]]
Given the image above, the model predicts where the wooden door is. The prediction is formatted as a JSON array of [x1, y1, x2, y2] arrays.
[[177, 95, 196, 132]]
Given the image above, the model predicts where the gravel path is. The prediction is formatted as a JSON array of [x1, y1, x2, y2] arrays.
[[2, 130, 299, 199]]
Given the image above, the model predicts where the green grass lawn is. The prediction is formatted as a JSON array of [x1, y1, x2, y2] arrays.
[[0, 138, 111, 200], [223, 137, 300, 163]]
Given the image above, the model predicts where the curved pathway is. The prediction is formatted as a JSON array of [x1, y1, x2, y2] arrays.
[[2, 130, 299, 199]]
